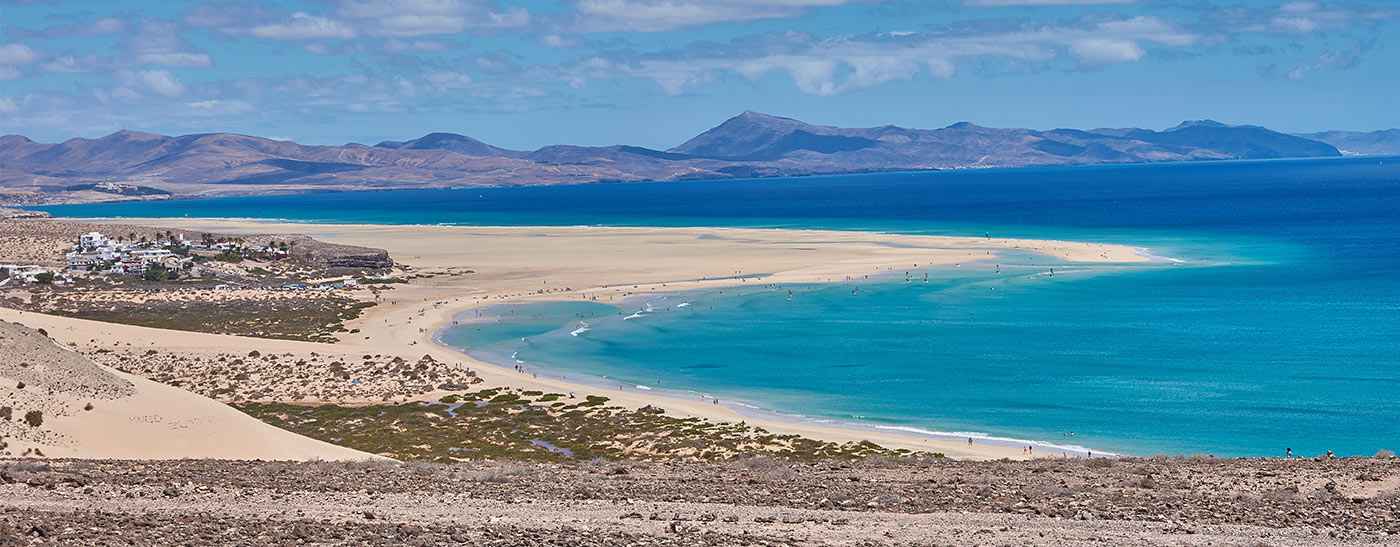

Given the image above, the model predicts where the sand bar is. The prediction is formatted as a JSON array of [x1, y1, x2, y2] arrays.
[[21, 219, 1159, 460]]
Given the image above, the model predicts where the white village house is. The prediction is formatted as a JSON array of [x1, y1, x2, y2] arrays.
[[64, 231, 191, 275], [0, 264, 70, 285]]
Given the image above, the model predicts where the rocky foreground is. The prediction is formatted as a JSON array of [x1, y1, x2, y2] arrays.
[[2, 456, 1396, 545]]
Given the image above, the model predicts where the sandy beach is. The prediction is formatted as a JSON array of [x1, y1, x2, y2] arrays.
[[10, 219, 1154, 460]]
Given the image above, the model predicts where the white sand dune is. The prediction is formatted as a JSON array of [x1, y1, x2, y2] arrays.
[[0, 320, 376, 461]]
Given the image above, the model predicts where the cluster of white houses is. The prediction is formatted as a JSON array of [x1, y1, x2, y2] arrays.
[[64, 232, 192, 275], [61, 230, 295, 276], [3, 231, 361, 290]]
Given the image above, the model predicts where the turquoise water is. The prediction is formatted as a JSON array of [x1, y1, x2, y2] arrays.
[[38, 157, 1400, 457]]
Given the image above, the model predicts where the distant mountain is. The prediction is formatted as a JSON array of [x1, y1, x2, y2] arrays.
[[671, 110, 882, 160], [0, 112, 1352, 205], [374, 132, 523, 158], [1294, 130, 1400, 156], [671, 112, 1341, 169]]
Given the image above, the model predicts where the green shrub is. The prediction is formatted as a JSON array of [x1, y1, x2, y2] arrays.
[[213, 250, 243, 262], [142, 264, 169, 282]]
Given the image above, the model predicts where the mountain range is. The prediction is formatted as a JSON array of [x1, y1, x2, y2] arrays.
[[2, 111, 1393, 205]]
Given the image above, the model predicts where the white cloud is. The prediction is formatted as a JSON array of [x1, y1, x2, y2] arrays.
[[540, 34, 582, 49], [481, 6, 531, 29], [1286, 39, 1372, 81], [183, 99, 254, 115], [116, 70, 187, 97], [84, 18, 127, 36], [376, 14, 471, 36], [251, 13, 358, 40], [424, 70, 473, 91], [582, 15, 1193, 96], [3, 17, 126, 40], [1278, 1, 1320, 13], [738, 55, 840, 95], [1217, 1, 1399, 37], [41, 54, 105, 73], [1069, 39, 1145, 66], [1095, 16, 1197, 47], [135, 53, 215, 68], [1270, 16, 1318, 34], [965, 0, 1138, 5], [0, 96, 17, 114], [337, 0, 530, 36], [0, 66, 21, 80], [0, 43, 42, 64], [123, 19, 215, 68], [566, 0, 855, 32], [382, 38, 468, 52]]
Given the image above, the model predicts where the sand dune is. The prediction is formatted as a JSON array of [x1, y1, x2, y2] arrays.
[[0, 320, 377, 461]]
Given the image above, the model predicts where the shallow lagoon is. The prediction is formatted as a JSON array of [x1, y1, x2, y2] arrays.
[[43, 157, 1400, 456]]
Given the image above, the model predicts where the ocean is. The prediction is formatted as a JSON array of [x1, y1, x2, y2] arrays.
[[36, 156, 1400, 457]]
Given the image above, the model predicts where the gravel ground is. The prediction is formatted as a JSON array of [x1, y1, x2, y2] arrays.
[[2, 456, 1395, 545]]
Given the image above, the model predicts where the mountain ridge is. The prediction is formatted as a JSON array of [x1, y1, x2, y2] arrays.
[[1293, 129, 1400, 156], [1, 111, 1375, 205]]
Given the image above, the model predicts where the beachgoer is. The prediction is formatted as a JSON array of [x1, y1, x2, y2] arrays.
[[968, 437, 973, 446], [1286, 448, 1293, 458]]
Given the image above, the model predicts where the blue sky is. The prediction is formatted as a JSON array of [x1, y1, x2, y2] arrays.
[[1, 0, 1396, 149]]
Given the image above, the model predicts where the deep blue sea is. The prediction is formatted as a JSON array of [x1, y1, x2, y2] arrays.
[[36, 157, 1400, 457]]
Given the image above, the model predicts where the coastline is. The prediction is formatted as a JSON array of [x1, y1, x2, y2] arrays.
[[434, 287, 1119, 459], [35, 218, 1161, 460]]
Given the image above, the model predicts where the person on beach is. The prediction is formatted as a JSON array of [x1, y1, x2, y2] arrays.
[[968, 437, 973, 446], [1286, 448, 1293, 458]]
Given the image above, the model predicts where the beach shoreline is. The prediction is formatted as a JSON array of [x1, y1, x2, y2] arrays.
[[433, 285, 1119, 459], [29, 218, 1164, 460]]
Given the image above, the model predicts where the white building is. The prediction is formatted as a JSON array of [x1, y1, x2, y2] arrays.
[[79, 232, 108, 250], [0, 264, 43, 278], [0, 264, 70, 284], [129, 249, 175, 264]]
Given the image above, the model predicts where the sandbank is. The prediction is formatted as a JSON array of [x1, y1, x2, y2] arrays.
[[25, 219, 1159, 460]]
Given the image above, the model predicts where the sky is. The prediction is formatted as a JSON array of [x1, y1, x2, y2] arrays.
[[0, 0, 1396, 150]]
